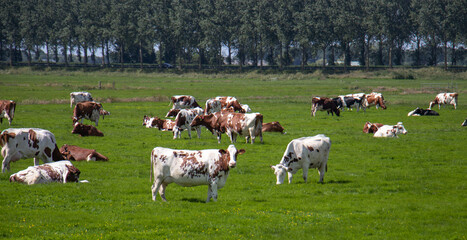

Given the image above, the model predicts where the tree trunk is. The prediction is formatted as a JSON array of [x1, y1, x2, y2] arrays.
[[46, 41, 50, 67], [343, 42, 347, 72], [27, 47, 32, 66], [279, 42, 283, 69], [69, 40, 73, 63], [388, 40, 393, 68], [139, 40, 143, 69], [106, 41, 110, 66], [377, 36, 383, 66], [77, 43, 81, 63], [102, 40, 106, 66], [301, 45, 306, 70], [54, 44, 59, 63], [416, 37, 420, 66], [228, 42, 232, 65], [120, 43, 124, 69], [84, 43, 88, 66], [35, 45, 40, 61], [444, 40, 448, 70], [322, 46, 326, 68], [366, 35, 370, 71], [451, 42, 456, 66], [259, 38, 263, 69], [9, 44, 13, 66], [64, 44, 68, 66], [91, 47, 96, 65]]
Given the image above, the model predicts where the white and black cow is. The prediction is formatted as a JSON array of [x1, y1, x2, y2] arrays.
[[334, 95, 365, 111], [70, 91, 93, 108], [9, 160, 80, 185], [373, 122, 407, 138], [429, 92, 458, 110], [271, 134, 331, 184], [0, 100, 16, 125], [170, 95, 201, 109], [0, 128, 63, 173], [143, 115, 176, 131], [408, 107, 439, 116], [173, 108, 204, 139], [462, 119, 467, 127], [311, 97, 340, 117], [150, 145, 245, 202], [72, 101, 110, 126]]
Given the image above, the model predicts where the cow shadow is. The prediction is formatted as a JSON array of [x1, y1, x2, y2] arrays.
[[181, 198, 206, 203], [326, 180, 352, 184]]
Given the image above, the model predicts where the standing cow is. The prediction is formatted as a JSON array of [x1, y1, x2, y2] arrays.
[[311, 97, 340, 117], [173, 108, 203, 139], [143, 115, 176, 131], [9, 160, 80, 185], [170, 95, 201, 109], [150, 145, 245, 202], [271, 134, 331, 184], [72, 101, 110, 126], [0, 128, 63, 173], [0, 100, 16, 125], [364, 92, 386, 109], [429, 92, 458, 110], [70, 92, 93, 108]]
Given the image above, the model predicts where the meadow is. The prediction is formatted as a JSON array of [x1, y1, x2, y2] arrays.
[[0, 68, 466, 239]]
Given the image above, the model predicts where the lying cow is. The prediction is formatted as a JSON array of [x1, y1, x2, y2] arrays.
[[170, 95, 201, 109], [215, 96, 245, 113], [173, 108, 203, 139], [143, 115, 175, 131], [408, 107, 439, 116], [373, 122, 407, 138], [191, 111, 263, 144], [363, 122, 384, 133], [462, 119, 467, 127], [365, 92, 386, 109], [70, 91, 93, 108], [71, 122, 104, 136], [262, 121, 286, 134], [271, 134, 331, 184], [150, 145, 245, 202], [429, 92, 458, 110], [60, 144, 108, 161], [1, 128, 63, 173], [72, 101, 110, 126], [9, 160, 80, 185], [0, 100, 16, 125], [311, 97, 340, 117]]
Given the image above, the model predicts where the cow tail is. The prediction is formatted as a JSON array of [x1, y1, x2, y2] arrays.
[[256, 114, 264, 135], [150, 150, 155, 182], [10, 101, 16, 119]]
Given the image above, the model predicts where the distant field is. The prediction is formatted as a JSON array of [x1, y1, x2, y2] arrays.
[[0, 69, 466, 239]]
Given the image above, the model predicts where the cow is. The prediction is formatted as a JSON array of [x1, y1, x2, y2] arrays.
[[429, 92, 458, 110], [170, 95, 201, 109], [72, 101, 110, 126], [408, 107, 439, 116], [334, 95, 365, 111], [271, 134, 331, 184], [0, 128, 63, 173], [364, 92, 386, 109], [205, 99, 222, 114], [70, 91, 93, 108], [150, 144, 245, 202], [215, 96, 245, 113], [166, 107, 203, 118], [173, 108, 203, 139], [262, 121, 286, 134], [71, 122, 104, 137], [363, 122, 384, 134], [190, 111, 263, 144], [9, 160, 80, 185], [143, 115, 175, 131], [311, 97, 340, 117], [60, 144, 108, 161], [0, 100, 16, 125], [241, 104, 252, 113], [373, 122, 407, 138], [462, 119, 467, 127]]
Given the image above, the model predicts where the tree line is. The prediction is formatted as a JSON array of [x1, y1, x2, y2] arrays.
[[1, 0, 466, 70]]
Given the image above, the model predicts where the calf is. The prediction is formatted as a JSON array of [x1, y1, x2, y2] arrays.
[[71, 122, 104, 137], [363, 122, 384, 134], [1, 128, 63, 173], [311, 97, 340, 117], [60, 144, 108, 161], [408, 107, 439, 116], [373, 122, 407, 138], [173, 108, 203, 139], [364, 92, 386, 109], [429, 92, 458, 110], [215, 96, 245, 113], [9, 160, 80, 185], [150, 145, 245, 202], [205, 99, 222, 114], [262, 121, 286, 134], [70, 91, 93, 108], [271, 134, 331, 184], [143, 115, 175, 131], [170, 95, 201, 109], [73, 101, 110, 126], [0, 100, 16, 125]]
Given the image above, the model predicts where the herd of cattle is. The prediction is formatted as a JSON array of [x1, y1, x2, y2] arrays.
[[0, 90, 463, 202]]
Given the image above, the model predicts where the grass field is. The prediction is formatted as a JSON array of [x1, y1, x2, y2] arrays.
[[0, 68, 466, 239]]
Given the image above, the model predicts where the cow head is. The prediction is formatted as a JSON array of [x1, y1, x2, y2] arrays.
[[270, 164, 291, 185], [221, 145, 245, 168], [190, 115, 205, 127], [394, 122, 407, 135], [165, 109, 180, 118], [99, 109, 110, 119], [65, 163, 81, 182], [408, 107, 421, 116]]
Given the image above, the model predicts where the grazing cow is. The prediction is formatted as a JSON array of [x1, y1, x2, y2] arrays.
[[429, 92, 458, 110], [462, 119, 467, 127], [408, 107, 439, 116], [363, 122, 384, 134], [364, 92, 386, 109], [72, 101, 110, 126], [9, 160, 80, 185], [70, 91, 93, 108], [191, 111, 263, 144], [334, 95, 365, 111], [271, 134, 331, 184], [205, 99, 222, 114], [150, 145, 245, 202], [173, 108, 203, 139], [215, 96, 245, 113], [311, 97, 340, 117], [262, 121, 286, 134], [0, 128, 63, 173], [373, 122, 407, 138], [170, 95, 201, 109], [71, 122, 104, 137], [0, 100, 16, 125], [60, 144, 108, 161], [143, 115, 176, 131]]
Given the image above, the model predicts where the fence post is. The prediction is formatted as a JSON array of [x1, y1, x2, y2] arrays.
[[98, 81, 101, 89]]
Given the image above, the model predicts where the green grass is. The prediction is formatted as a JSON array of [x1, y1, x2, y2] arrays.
[[0, 69, 466, 239]]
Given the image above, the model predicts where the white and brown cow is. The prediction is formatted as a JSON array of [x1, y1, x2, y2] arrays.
[[9, 160, 80, 185], [150, 145, 245, 202], [364, 92, 386, 109], [311, 97, 340, 117], [429, 92, 458, 110], [190, 111, 263, 144], [215, 96, 245, 113], [60, 144, 108, 161], [70, 91, 93, 108], [71, 122, 104, 137], [143, 115, 176, 131], [373, 122, 407, 138], [262, 121, 286, 134], [173, 108, 204, 139], [72, 101, 110, 126], [363, 122, 384, 133], [0, 128, 63, 173], [271, 134, 331, 184], [204, 99, 222, 114], [170, 95, 201, 109], [0, 100, 16, 125]]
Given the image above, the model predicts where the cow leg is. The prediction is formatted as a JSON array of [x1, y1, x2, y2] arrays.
[[34, 157, 40, 166], [187, 127, 192, 139], [248, 127, 255, 144], [287, 172, 293, 184], [94, 119, 99, 126], [318, 163, 326, 183], [207, 182, 218, 202], [151, 178, 163, 201], [1, 158, 9, 173], [196, 127, 201, 139], [302, 165, 309, 183], [216, 132, 222, 144], [158, 183, 168, 202]]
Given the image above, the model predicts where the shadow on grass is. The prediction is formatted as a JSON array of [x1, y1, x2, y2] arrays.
[[181, 198, 206, 203], [326, 180, 352, 184]]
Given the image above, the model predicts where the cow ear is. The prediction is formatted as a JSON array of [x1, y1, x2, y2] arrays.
[[219, 149, 226, 155], [238, 149, 246, 155]]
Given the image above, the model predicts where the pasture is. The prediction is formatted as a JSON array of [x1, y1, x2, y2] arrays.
[[0, 68, 466, 239]]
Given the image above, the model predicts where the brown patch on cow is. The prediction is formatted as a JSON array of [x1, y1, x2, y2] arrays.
[[212, 149, 230, 178], [307, 146, 314, 152], [180, 152, 208, 178], [44, 147, 52, 158], [59, 144, 106, 161], [37, 165, 61, 181], [28, 129, 40, 149], [65, 165, 80, 182], [72, 123, 104, 137], [0, 131, 16, 146]]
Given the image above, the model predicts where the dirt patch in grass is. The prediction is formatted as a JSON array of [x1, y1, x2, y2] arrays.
[[21, 96, 169, 105]]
